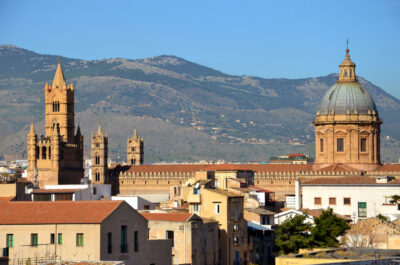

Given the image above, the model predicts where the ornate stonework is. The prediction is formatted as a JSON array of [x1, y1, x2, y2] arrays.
[[27, 59, 84, 187], [91, 123, 108, 184], [127, 129, 144, 165]]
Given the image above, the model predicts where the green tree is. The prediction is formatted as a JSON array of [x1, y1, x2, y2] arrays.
[[389, 195, 400, 204], [275, 214, 312, 254], [376, 214, 389, 222], [311, 208, 350, 248]]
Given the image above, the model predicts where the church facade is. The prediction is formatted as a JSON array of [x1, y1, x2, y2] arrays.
[[27, 59, 84, 187]]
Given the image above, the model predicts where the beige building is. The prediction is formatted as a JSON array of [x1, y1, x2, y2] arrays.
[[314, 48, 381, 167], [127, 129, 144, 165], [0, 201, 149, 264], [142, 212, 218, 265], [91, 124, 109, 184], [27, 59, 84, 187]]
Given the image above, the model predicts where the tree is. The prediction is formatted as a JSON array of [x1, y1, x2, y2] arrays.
[[275, 214, 312, 254], [389, 195, 400, 204], [311, 208, 350, 248]]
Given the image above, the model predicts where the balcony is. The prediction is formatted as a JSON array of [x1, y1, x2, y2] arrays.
[[188, 193, 201, 204]]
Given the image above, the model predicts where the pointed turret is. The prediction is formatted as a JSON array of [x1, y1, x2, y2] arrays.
[[133, 129, 138, 139], [29, 123, 36, 135], [97, 123, 103, 135], [52, 57, 67, 89], [76, 125, 82, 137]]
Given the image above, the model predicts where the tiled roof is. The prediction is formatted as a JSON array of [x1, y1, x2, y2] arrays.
[[302, 176, 400, 185], [248, 185, 274, 193], [0, 196, 15, 202], [32, 189, 80, 194], [304, 209, 352, 221], [245, 208, 275, 215], [141, 212, 194, 222], [0, 201, 123, 225], [114, 163, 400, 175]]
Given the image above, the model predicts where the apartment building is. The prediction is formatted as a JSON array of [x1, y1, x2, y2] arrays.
[[141, 212, 218, 265], [0, 201, 149, 264]]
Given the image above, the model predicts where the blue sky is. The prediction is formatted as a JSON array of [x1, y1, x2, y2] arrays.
[[1, 0, 399, 98]]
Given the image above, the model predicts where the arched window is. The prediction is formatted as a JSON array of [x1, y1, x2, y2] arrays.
[[52, 123, 60, 134], [53, 101, 60, 112], [36, 147, 40, 159], [48, 147, 51, 159], [95, 172, 100, 182], [95, 155, 100, 165], [42, 146, 47, 159]]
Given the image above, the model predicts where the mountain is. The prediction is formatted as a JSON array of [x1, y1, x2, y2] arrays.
[[0, 44, 399, 163]]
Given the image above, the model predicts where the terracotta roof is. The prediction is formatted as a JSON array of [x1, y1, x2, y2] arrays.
[[248, 185, 274, 193], [304, 209, 352, 221], [302, 176, 400, 185], [141, 212, 194, 222], [0, 201, 123, 225], [113, 163, 400, 175], [207, 188, 243, 198], [32, 189, 80, 194], [0, 196, 15, 202]]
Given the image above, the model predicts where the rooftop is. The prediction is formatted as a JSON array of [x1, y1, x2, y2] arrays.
[[0, 201, 123, 225], [140, 212, 195, 222], [245, 208, 276, 215], [302, 176, 400, 185]]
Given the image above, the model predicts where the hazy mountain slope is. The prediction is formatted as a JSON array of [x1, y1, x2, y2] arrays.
[[0, 45, 399, 162]]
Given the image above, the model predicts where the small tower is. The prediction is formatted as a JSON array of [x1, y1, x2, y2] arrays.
[[27, 124, 37, 178], [91, 123, 108, 184], [127, 129, 144, 165]]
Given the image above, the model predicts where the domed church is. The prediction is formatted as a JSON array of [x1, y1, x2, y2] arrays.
[[314, 48, 381, 168]]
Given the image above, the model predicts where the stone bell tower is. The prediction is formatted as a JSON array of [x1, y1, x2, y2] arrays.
[[127, 129, 144, 165], [314, 47, 381, 168], [91, 123, 108, 184], [27, 58, 84, 187]]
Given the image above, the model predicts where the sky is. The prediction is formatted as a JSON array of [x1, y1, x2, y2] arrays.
[[1, 0, 400, 98]]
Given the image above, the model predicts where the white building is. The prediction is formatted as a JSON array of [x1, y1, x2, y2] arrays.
[[112, 195, 155, 210], [273, 209, 314, 225], [31, 184, 111, 201], [299, 176, 400, 223]]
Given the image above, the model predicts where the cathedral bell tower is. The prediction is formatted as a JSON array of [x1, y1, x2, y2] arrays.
[[127, 129, 144, 165], [91, 123, 108, 184], [27, 59, 84, 187]]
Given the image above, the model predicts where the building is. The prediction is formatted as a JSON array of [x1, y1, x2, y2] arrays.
[[142, 212, 218, 265], [127, 129, 144, 165], [112, 195, 155, 210], [91, 124, 109, 184], [300, 176, 400, 223], [27, 59, 84, 187], [30, 184, 111, 201], [314, 48, 381, 167], [0, 201, 149, 264]]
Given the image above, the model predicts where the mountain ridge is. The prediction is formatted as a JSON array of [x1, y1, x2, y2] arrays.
[[0, 45, 399, 163]]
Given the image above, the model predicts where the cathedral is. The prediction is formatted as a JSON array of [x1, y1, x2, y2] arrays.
[[27, 59, 84, 187], [27, 49, 400, 199]]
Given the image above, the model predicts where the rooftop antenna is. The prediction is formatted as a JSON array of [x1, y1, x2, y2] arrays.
[[346, 38, 349, 50]]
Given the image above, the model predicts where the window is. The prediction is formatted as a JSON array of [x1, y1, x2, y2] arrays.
[[53, 123, 60, 134], [131, 147, 136, 152], [31, 233, 38, 247], [6, 234, 13, 248], [53, 101, 60, 112], [42, 146, 47, 159], [55, 193, 73, 201], [95, 142, 100, 148], [93, 187, 97, 195], [214, 204, 220, 214], [360, 138, 367, 152], [320, 139, 324, 152], [95, 155, 100, 165], [234, 205, 240, 221], [329, 197, 336, 205], [134, 231, 139, 252], [314, 197, 321, 205], [337, 138, 344, 152], [344, 197, 351, 205], [76, 233, 84, 247], [58, 233, 62, 244], [36, 146, 40, 159], [166, 230, 174, 247], [107, 232, 112, 254], [358, 202, 367, 218], [193, 204, 199, 212], [50, 233, 55, 244], [95, 172, 100, 182], [48, 147, 51, 159], [121, 225, 127, 253]]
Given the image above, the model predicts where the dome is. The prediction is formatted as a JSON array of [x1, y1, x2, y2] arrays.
[[318, 82, 378, 115]]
